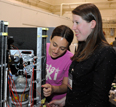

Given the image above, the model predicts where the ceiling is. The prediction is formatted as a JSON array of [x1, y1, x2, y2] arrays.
[[15, 0, 116, 23]]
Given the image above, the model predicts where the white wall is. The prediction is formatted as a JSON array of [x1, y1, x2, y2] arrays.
[[1, 0, 115, 44], [0, 0, 72, 28]]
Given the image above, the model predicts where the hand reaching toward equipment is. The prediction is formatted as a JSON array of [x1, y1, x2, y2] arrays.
[[48, 96, 66, 107], [42, 84, 53, 97]]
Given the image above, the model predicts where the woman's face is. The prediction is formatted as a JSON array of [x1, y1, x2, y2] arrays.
[[72, 14, 94, 41], [49, 36, 69, 58]]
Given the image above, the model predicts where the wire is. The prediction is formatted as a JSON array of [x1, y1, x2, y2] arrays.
[[8, 77, 19, 107], [12, 45, 22, 58], [32, 61, 35, 106]]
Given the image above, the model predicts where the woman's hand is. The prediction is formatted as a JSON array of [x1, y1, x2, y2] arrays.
[[42, 84, 53, 97], [48, 96, 66, 107]]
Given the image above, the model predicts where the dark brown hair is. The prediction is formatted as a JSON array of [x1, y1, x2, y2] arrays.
[[51, 25, 74, 48], [71, 3, 108, 62]]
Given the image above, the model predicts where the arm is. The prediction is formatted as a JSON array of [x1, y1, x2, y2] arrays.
[[88, 47, 116, 107], [42, 77, 68, 97]]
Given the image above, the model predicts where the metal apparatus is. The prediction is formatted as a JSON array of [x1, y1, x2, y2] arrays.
[[0, 20, 48, 107], [8, 49, 36, 107], [0, 20, 8, 107], [8, 27, 48, 107], [11, 58, 29, 107]]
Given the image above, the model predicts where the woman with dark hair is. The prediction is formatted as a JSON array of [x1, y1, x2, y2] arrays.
[[48, 3, 116, 107], [42, 25, 74, 102]]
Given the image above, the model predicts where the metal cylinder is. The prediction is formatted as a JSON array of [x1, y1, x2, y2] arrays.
[[11, 75, 29, 107]]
